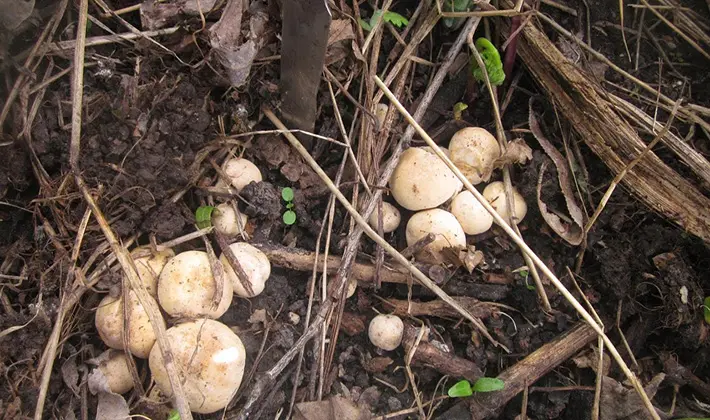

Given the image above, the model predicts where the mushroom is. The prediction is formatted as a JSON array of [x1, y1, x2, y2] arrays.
[[405, 208, 466, 264], [149, 319, 246, 414], [389, 147, 462, 211], [449, 190, 494, 235], [157, 250, 233, 319], [449, 127, 501, 185], [482, 181, 527, 223], [375, 103, 389, 128], [368, 314, 404, 351], [346, 277, 358, 299], [212, 203, 248, 237], [367, 201, 401, 233], [95, 292, 163, 358], [216, 157, 262, 193], [132, 248, 174, 297], [220, 242, 271, 298], [91, 350, 134, 395]]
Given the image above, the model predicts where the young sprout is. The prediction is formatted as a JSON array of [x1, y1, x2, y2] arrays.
[[449, 127, 501, 185], [390, 147, 462, 211], [482, 181, 527, 223], [368, 314, 404, 351], [216, 157, 262, 193], [450, 191, 494, 235], [471, 37, 505, 86], [220, 242, 271, 298], [367, 201, 401, 234], [405, 209, 466, 264], [90, 350, 135, 395], [282, 187, 297, 225], [157, 251, 233, 319], [212, 203, 248, 237], [447, 377, 505, 398], [359, 10, 409, 32], [149, 319, 246, 414], [95, 291, 163, 358]]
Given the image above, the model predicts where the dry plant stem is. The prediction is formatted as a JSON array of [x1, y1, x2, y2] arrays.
[[468, 323, 597, 419], [400, 233, 437, 259], [265, 108, 500, 348], [637, 0, 710, 59], [374, 76, 661, 420], [383, 297, 498, 320], [65, 1, 191, 418], [202, 234, 225, 309], [213, 231, 254, 296], [468, 35, 551, 312]]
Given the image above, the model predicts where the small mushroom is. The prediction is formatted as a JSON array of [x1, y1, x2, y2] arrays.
[[482, 181, 527, 223], [449, 127, 501, 185], [346, 277, 358, 299], [212, 203, 248, 237], [220, 242, 271, 298], [95, 292, 163, 358], [405, 208, 466, 264], [389, 147, 462, 211], [449, 190, 494, 235], [92, 350, 134, 395], [149, 319, 246, 414], [157, 251, 233, 319], [216, 157, 262, 193], [368, 314, 404, 351], [367, 201, 401, 233]]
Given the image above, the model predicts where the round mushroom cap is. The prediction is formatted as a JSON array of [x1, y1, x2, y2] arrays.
[[346, 277, 357, 299], [368, 314, 404, 351], [93, 350, 134, 395], [95, 292, 163, 358], [220, 242, 271, 298], [217, 157, 262, 193], [157, 251, 233, 319], [482, 181, 527, 223], [149, 319, 246, 414], [405, 209, 466, 264], [389, 148, 463, 211], [449, 127, 501, 185], [367, 201, 401, 233], [212, 203, 248, 237], [450, 191, 494, 235], [132, 248, 174, 297]]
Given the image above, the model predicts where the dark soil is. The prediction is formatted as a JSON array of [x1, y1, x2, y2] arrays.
[[1, 0, 709, 419]]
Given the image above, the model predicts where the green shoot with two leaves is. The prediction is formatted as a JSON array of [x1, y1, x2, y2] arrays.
[[282, 187, 297, 225], [471, 37, 505, 86], [448, 377, 505, 398], [359, 9, 409, 31]]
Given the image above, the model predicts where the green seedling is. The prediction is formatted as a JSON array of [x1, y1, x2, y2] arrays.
[[703, 297, 710, 325], [195, 205, 216, 229], [471, 37, 505, 86], [282, 187, 297, 225], [453, 102, 468, 121], [359, 9, 409, 31], [167, 409, 180, 420], [442, 0, 474, 29], [448, 377, 505, 398]]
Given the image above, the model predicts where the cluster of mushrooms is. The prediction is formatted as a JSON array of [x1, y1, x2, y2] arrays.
[[92, 157, 270, 414], [365, 125, 528, 352], [90, 124, 528, 414]]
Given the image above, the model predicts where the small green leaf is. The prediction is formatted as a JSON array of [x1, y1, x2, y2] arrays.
[[282, 187, 295, 202], [471, 37, 506, 86], [167, 409, 180, 420], [704, 297, 710, 325], [447, 380, 473, 398], [195, 206, 216, 229], [472, 377, 505, 393], [358, 17, 372, 32], [286, 202, 295, 209], [453, 102, 468, 120], [283, 211, 297, 225], [381, 11, 409, 28]]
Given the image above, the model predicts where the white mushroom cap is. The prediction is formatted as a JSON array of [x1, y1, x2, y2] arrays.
[[405, 209, 466, 264], [389, 148, 463, 211], [93, 350, 134, 395], [367, 201, 401, 233], [95, 292, 163, 358], [368, 314, 404, 351], [346, 277, 357, 299], [149, 319, 246, 414], [212, 203, 248, 237], [449, 127, 501, 185], [450, 191, 494, 235], [157, 251, 233, 319], [132, 248, 174, 297], [482, 181, 527, 223], [220, 242, 271, 298], [217, 157, 262, 193]]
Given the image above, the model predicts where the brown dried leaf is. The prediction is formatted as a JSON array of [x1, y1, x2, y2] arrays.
[[140, 0, 219, 30], [0, 0, 34, 31], [328, 20, 355, 46], [293, 395, 372, 420], [599, 374, 664, 420], [460, 245, 485, 273], [492, 138, 533, 168], [529, 101, 585, 245], [341, 312, 366, 336], [95, 392, 130, 420], [362, 356, 393, 373], [572, 347, 610, 375]]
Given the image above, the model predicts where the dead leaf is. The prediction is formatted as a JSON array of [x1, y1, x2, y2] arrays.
[[529, 101, 585, 246], [61, 352, 80, 397], [362, 356, 393, 373], [341, 312, 366, 336], [460, 245, 484, 273], [572, 346, 610, 376], [492, 138, 533, 168], [0, 0, 34, 31], [599, 374, 665, 420], [248, 308, 268, 325], [328, 20, 355, 46], [293, 395, 372, 420], [95, 392, 130, 420], [140, 0, 219, 30]]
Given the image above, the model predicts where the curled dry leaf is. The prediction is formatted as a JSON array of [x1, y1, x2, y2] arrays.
[[362, 356, 393, 373], [140, 0, 219, 30], [529, 101, 585, 245], [328, 20, 356, 46], [492, 138, 533, 168], [599, 373, 665, 420], [460, 245, 485, 273], [293, 395, 371, 420], [87, 357, 131, 420]]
